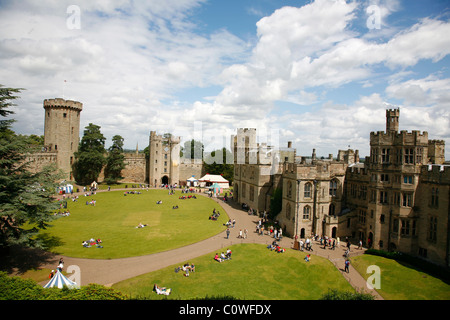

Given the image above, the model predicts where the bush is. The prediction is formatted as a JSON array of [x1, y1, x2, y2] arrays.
[[0, 272, 126, 300], [320, 289, 374, 300]]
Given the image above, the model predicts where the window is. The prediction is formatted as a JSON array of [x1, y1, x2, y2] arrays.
[[303, 206, 310, 220], [428, 217, 437, 242], [329, 180, 338, 197], [304, 182, 311, 198], [381, 148, 390, 163], [403, 175, 413, 184], [402, 193, 412, 207], [416, 147, 423, 164], [287, 181, 292, 198], [431, 187, 439, 207], [393, 218, 399, 233], [381, 174, 389, 182], [63, 113, 67, 118], [401, 219, 410, 236], [393, 192, 401, 205], [370, 189, 377, 202], [329, 203, 336, 216], [286, 202, 291, 220], [249, 186, 255, 201], [359, 185, 367, 200], [380, 191, 388, 204], [380, 214, 385, 223], [350, 184, 357, 197], [371, 148, 379, 163], [358, 209, 366, 223], [404, 148, 414, 164]]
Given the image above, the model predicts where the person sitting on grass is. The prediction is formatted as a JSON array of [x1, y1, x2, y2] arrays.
[[304, 254, 310, 262], [214, 253, 222, 263], [156, 200, 162, 204], [153, 284, 171, 295]]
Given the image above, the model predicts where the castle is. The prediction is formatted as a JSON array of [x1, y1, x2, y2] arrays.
[[26, 98, 203, 185], [233, 109, 449, 267], [26, 98, 449, 267]]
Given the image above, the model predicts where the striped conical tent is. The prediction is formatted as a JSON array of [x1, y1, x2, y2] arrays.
[[43, 270, 78, 289]]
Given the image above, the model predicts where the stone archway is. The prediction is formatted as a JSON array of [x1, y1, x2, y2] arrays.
[[161, 175, 169, 185]]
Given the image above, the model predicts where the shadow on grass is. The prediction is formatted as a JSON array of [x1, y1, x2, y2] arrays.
[[0, 234, 65, 275]]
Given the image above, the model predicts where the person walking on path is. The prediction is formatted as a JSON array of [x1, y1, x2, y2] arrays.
[[344, 259, 350, 273], [226, 228, 230, 239]]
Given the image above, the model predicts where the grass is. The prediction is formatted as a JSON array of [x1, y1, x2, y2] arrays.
[[112, 243, 354, 300], [37, 189, 228, 259], [351, 254, 450, 300]]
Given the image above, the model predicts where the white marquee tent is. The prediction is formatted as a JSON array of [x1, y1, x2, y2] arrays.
[[198, 174, 229, 189], [43, 270, 78, 289]]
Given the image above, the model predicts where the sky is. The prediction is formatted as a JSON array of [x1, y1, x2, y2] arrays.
[[1, 0, 450, 160]]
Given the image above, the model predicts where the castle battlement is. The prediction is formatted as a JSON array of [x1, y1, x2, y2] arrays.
[[421, 164, 450, 183], [44, 98, 83, 111]]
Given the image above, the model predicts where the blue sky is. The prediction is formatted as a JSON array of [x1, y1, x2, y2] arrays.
[[1, 0, 449, 159]]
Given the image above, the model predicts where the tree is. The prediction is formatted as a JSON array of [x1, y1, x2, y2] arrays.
[[180, 139, 204, 160], [73, 123, 106, 185], [203, 148, 234, 183], [104, 135, 125, 184], [0, 85, 63, 250]]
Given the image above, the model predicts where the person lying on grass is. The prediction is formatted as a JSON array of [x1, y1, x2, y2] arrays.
[[136, 223, 148, 228], [153, 284, 171, 295]]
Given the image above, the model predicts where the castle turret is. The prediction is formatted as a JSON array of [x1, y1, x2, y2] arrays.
[[386, 108, 399, 133], [43, 98, 82, 180]]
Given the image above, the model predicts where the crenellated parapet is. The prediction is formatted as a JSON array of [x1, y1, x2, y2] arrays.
[[43, 98, 83, 111]]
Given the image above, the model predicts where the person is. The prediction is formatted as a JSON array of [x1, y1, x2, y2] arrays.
[[153, 284, 171, 295], [358, 240, 363, 250], [304, 254, 310, 262], [226, 248, 232, 259], [226, 228, 230, 239], [49, 270, 55, 279], [136, 223, 147, 228], [214, 253, 222, 263], [344, 259, 350, 273], [238, 229, 243, 238]]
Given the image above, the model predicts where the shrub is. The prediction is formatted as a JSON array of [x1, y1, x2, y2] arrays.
[[0, 272, 125, 300], [319, 289, 374, 300]]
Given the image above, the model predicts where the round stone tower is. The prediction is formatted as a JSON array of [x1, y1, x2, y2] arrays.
[[43, 98, 83, 180]]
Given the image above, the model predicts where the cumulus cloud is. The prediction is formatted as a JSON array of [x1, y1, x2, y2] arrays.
[[1, 0, 449, 160]]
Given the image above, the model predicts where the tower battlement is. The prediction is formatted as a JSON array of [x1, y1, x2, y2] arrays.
[[44, 98, 83, 111]]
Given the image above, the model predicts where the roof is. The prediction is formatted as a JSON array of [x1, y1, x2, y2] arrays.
[[198, 174, 229, 183]]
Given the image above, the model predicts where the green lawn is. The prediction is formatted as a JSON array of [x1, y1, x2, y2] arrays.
[[38, 189, 228, 259], [112, 243, 354, 300], [351, 254, 450, 300]]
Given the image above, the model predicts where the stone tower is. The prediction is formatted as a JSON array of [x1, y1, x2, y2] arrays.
[[43, 98, 82, 180], [148, 131, 181, 186], [386, 108, 400, 133]]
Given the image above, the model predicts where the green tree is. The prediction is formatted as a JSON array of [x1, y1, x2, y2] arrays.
[[203, 148, 234, 183], [180, 139, 204, 160], [0, 85, 63, 250], [269, 188, 283, 220], [73, 123, 106, 185], [104, 135, 125, 184]]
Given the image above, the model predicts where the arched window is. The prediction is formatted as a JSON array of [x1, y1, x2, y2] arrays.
[[286, 202, 291, 220], [329, 203, 336, 216], [303, 206, 311, 220], [304, 182, 312, 198], [329, 179, 338, 197]]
